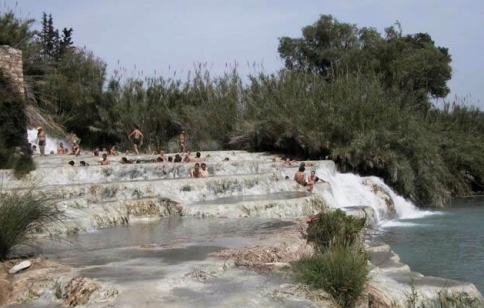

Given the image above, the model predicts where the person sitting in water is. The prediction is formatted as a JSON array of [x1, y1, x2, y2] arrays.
[[192, 152, 203, 163], [190, 163, 201, 178], [68, 161, 75, 166], [183, 153, 191, 163], [57, 142, 67, 154], [109, 146, 119, 156], [200, 163, 209, 177], [31, 144, 37, 154], [167, 156, 173, 162], [160, 151, 167, 160], [93, 148, 100, 157], [306, 171, 319, 192], [120, 157, 132, 164], [294, 166, 308, 187], [80, 161, 89, 166], [101, 153, 110, 165], [156, 157, 164, 163], [174, 154, 182, 163], [71, 140, 81, 156]]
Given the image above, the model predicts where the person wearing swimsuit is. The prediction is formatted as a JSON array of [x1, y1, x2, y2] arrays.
[[36, 127, 46, 156], [128, 125, 144, 155], [190, 163, 201, 178]]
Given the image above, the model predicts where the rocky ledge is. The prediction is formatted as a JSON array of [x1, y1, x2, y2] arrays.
[[2, 221, 481, 308]]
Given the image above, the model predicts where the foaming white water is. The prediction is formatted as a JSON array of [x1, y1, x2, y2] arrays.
[[315, 166, 429, 221], [27, 129, 68, 155], [379, 220, 427, 228]]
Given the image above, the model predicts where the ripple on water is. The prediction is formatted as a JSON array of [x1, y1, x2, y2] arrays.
[[383, 199, 484, 293]]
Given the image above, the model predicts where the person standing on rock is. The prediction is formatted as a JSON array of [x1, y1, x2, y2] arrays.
[[36, 126, 46, 156], [178, 130, 186, 153], [128, 125, 144, 155]]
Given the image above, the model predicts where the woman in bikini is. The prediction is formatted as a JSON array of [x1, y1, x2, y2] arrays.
[[36, 127, 46, 156]]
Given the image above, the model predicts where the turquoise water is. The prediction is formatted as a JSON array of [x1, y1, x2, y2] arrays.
[[383, 196, 484, 293]]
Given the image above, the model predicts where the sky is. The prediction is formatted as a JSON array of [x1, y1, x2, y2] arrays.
[[4, 0, 484, 109]]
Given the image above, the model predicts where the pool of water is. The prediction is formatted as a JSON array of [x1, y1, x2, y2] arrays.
[[188, 191, 311, 206], [36, 217, 295, 268], [382, 196, 484, 292]]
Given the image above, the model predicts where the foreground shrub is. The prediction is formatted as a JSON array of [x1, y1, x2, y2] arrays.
[[11, 152, 35, 179], [307, 209, 366, 253], [292, 242, 369, 308], [0, 190, 61, 260]]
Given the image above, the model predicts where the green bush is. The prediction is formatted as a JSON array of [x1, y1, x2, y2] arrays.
[[11, 152, 36, 179], [292, 241, 369, 308], [306, 209, 366, 253], [0, 190, 61, 260]]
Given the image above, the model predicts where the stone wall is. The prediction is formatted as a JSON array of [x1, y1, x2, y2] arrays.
[[0, 45, 24, 95]]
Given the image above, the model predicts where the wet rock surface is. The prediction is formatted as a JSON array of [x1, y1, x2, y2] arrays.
[[1, 150, 483, 307]]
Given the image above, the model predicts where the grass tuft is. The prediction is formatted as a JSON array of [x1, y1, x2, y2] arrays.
[[0, 189, 61, 260], [306, 209, 366, 253], [292, 241, 369, 308]]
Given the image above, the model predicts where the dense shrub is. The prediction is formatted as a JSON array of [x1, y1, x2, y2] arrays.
[[306, 209, 366, 253], [292, 242, 369, 308], [0, 190, 61, 260]]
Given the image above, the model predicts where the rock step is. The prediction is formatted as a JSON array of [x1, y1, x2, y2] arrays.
[[2, 160, 336, 189], [21, 173, 299, 203]]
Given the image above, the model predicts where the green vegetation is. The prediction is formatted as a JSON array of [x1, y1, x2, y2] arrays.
[[0, 65, 35, 178], [306, 209, 366, 253], [292, 243, 369, 308], [1, 10, 484, 207], [0, 190, 61, 260], [292, 210, 369, 308]]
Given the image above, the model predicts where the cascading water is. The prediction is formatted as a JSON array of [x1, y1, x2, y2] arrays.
[[314, 165, 433, 224], [27, 128, 69, 154]]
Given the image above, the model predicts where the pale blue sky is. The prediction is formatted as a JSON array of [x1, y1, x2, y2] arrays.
[[5, 0, 484, 108]]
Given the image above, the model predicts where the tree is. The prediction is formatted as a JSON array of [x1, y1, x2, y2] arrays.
[[278, 15, 452, 100]]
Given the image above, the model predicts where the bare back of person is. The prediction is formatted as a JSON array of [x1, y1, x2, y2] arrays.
[[129, 126, 144, 155], [294, 171, 307, 186]]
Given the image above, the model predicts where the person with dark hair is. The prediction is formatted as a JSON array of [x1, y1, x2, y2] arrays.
[[167, 156, 173, 162], [200, 163, 209, 177], [174, 154, 182, 163], [101, 153, 110, 165], [93, 148, 100, 156], [294, 166, 307, 187], [193, 152, 202, 162], [79, 161, 89, 166], [121, 157, 132, 164], [36, 127, 46, 156], [128, 125, 144, 155], [190, 163, 201, 178], [68, 161, 75, 166], [109, 146, 119, 156]]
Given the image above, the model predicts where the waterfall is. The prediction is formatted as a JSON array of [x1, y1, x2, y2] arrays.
[[27, 129, 69, 155], [314, 165, 433, 223]]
